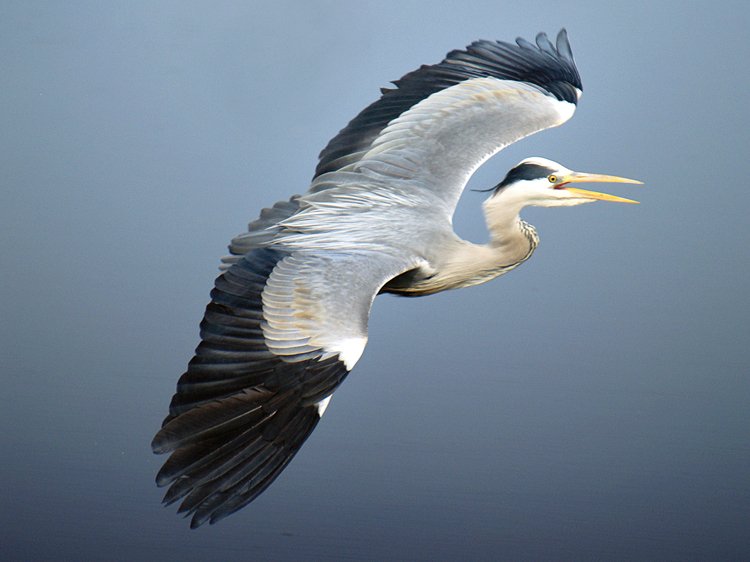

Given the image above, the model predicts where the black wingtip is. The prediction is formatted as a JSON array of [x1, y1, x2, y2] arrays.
[[315, 28, 582, 177], [151, 432, 169, 455], [534, 31, 557, 56]]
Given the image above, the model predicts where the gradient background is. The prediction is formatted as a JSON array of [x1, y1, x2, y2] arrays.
[[3, 1, 749, 559]]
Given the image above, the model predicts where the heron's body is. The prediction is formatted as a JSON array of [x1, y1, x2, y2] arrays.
[[152, 30, 640, 528]]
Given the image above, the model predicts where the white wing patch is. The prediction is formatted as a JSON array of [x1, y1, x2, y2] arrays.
[[316, 395, 332, 417], [554, 98, 577, 124], [323, 336, 367, 370]]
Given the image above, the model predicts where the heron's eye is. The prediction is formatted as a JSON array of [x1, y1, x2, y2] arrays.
[[547, 175, 558, 184]]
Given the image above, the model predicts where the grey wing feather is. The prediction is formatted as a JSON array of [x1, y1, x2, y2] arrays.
[[220, 196, 302, 269]]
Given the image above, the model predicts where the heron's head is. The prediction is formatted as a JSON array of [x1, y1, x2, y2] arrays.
[[490, 157, 641, 208]]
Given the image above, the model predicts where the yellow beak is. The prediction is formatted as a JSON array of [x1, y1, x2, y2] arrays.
[[561, 172, 643, 204]]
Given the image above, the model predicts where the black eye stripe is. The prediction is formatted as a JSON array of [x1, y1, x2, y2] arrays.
[[494, 163, 556, 192]]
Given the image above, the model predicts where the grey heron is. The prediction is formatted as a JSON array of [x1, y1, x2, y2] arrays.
[[152, 29, 641, 528]]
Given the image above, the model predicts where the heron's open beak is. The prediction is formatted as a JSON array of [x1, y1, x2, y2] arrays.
[[560, 172, 642, 204]]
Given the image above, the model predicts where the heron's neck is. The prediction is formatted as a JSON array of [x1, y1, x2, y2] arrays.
[[384, 196, 538, 296], [415, 198, 536, 294], [482, 196, 538, 263]]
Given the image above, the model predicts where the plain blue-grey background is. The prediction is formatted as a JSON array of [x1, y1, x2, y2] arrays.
[[2, 1, 749, 560]]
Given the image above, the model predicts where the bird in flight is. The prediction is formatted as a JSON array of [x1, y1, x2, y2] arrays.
[[152, 29, 641, 528]]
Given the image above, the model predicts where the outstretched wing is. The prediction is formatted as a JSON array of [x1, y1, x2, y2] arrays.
[[152, 248, 419, 527], [223, 30, 582, 264], [311, 29, 582, 214]]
